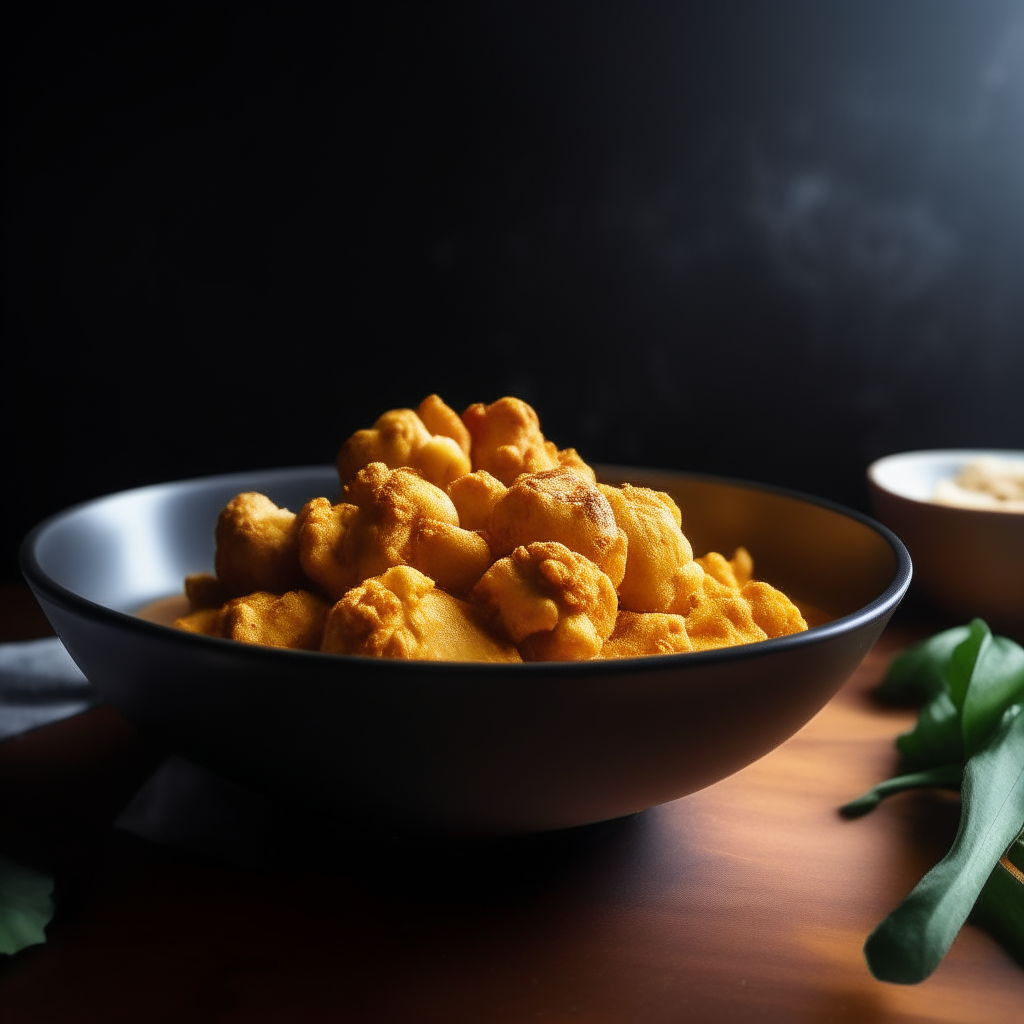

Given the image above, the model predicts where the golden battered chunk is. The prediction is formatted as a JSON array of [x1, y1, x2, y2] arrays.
[[183, 572, 230, 610], [336, 399, 471, 489], [598, 483, 694, 612], [462, 396, 557, 485], [472, 541, 618, 662], [321, 565, 521, 662], [487, 467, 628, 588], [214, 492, 306, 599], [447, 470, 508, 531], [461, 396, 596, 486], [174, 589, 329, 650], [696, 548, 754, 590], [416, 393, 471, 456], [298, 463, 492, 600], [173, 606, 225, 637], [600, 611, 694, 659], [555, 447, 598, 484], [677, 565, 768, 652], [741, 580, 808, 638], [671, 553, 807, 651]]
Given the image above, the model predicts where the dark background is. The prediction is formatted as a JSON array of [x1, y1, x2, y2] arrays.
[[4, 1, 1023, 584]]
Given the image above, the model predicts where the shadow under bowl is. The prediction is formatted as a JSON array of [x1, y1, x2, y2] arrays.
[[22, 464, 911, 835]]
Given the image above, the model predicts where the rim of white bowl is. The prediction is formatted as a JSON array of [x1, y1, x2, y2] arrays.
[[867, 449, 1024, 507]]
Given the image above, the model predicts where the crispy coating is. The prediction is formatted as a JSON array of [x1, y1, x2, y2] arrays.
[[600, 611, 694, 659], [298, 463, 492, 600], [173, 606, 225, 637], [671, 552, 807, 651], [184, 572, 231, 611], [461, 397, 595, 486], [447, 470, 508, 531], [487, 467, 628, 588], [214, 492, 306, 599], [696, 548, 753, 590], [472, 541, 617, 662], [417, 394, 471, 456], [336, 397, 471, 489], [741, 580, 808, 638], [321, 565, 521, 662], [174, 589, 329, 650], [598, 483, 694, 612]]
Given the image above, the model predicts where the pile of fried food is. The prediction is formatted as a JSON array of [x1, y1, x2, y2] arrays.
[[174, 395, 809, 662]]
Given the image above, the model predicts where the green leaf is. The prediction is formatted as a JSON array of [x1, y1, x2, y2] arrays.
[[972, 863, 1024, 966], [876, 625, 971, 704], [864, 704, 1024, 984], [839, 764, 962, 818], [1008, 828, 1024, 874], [0, 854, 54, 955], [947, 619, 989, 714], [960, 634, 1024, 759], [895, 690, 963, 772]]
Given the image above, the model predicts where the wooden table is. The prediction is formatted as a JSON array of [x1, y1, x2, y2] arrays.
[[0, 584, 1021, 1023]]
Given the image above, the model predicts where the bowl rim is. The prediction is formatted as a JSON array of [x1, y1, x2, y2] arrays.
[[867, 448, 1024, 515], [20, 464, 913, 677]]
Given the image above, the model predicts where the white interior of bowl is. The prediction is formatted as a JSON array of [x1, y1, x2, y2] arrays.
[[868, 449, 1024, 503]]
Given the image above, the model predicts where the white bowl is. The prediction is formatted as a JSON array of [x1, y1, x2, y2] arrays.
[[868, 449, 1024, 637]]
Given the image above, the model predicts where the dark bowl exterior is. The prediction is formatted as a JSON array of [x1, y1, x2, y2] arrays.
[[22, 466, 912, 834]]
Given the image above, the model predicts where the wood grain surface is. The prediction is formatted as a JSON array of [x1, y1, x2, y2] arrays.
[[0, 587, 1021, 1023]]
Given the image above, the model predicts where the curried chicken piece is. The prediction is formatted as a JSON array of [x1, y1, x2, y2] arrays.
[[336, 396, 472, 490], [321, 565, 521, 662], [174, 589, 330, 651], [598, 483, 695, 613], [297, 463, 492, 600], [472, 541, 618, 662], [461, 396, 595, 486], [447, 470, 508, 531], [600, 611, 694, 659], [213, 492, 307, 599], [486, 467, 628, 588]]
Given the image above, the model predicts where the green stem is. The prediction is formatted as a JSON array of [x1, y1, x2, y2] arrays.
[[839, 763, 962, 819]]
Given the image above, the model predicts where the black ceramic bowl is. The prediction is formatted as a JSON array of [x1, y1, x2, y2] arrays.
[[21, 465, 911, 835]]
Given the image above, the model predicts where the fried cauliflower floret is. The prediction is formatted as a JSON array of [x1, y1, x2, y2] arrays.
[[597, 483, 696, 613], [741, 580, 808, 638], [472, 541, 617, 662], [321, 565, 521, 662], [447, 470, 508, 531], [173, 606, 225, 637], [461, 396, 596, 486], [696, 548, 754, 590], [336, 396, 472, 489], [298, 463, 492, 600], [486, 467, 628, 588], [416, 393, 471, 457], [174, 589, 329, 650], [183, 572, 231, 611], [600, 611, 694, 659], [671, 552, 807, 651], [213, 492, 306, 598]]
